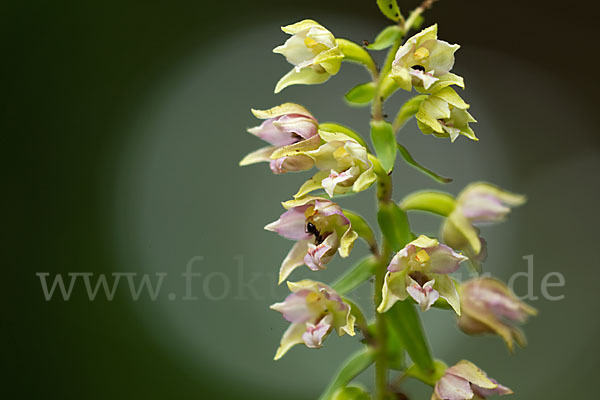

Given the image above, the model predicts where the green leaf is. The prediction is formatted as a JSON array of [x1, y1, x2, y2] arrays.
[[319, 122, 370, 150], [397, 143, 453, 183], [377, 202, 413, 252], [342, 210, 377, 251], [318, 348, 375, 400], [405, 360, 448, 386], [393, 95, 428, 131], [399, 191, 456, 217], [370, 120, 397, 173], [332, 385, 371, 400], [376, 0, 402, 22], [336, 38, 377, 76], [345, 82, 376, 106], [411, 15, 425, 30], [387, 300, 434, 372], [332, 256, 377, 295], [367, 25, 403, 50], [386, 317, 406, 370]]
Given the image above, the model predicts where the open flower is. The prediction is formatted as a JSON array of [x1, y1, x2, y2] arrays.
[[378, 235, 467, 314], [285, 132, 376, 197], [442, 183, 526, 268], [239, 103, 320, 174], [432, 360, 512, 400], [270, 280, 356, 360], [273, 20, 344, 93], [458, 278, 537, 351], [416, 87, 477, 142], [265, 196, 358, 283], [391, 24, 461, 92]]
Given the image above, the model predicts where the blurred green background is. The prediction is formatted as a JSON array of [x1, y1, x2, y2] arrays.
[[5, 0, 600, 398]]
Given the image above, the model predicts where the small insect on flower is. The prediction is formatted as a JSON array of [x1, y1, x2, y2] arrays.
[[265, 196, 358, 283], [305, 221, 324, 245], [391, 24, 462, 93]]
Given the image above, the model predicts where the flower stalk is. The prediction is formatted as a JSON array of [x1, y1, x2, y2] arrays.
[[241, 1, 535, 398]]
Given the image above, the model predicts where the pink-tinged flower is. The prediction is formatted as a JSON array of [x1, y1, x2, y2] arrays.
[[378, 235, 467, 314], [432, 360, 512, 400], [265, 196, 358, 284], [458, 278, 537, 351], [239, 103, 320, 174], [442, 183, 526, 269], [270, 280, 355, 360], [297, 138, 376, 198]]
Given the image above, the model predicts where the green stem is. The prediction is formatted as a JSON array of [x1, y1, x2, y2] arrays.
[[374, 239, 392, 399], [404, 0, 438, 34], [370, 26, 404, 400], [371, 38, 402, 122], [370, 3, 441, 396]]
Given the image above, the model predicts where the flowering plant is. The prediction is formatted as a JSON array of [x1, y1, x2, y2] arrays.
[[241, 1, 534, 398]]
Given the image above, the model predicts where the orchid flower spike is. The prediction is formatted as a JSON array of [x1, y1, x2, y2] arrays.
[[416, 87, 477, 142], [432, 360, 513, 400], [391, 24, 462, 93], [273, 20, 344, 93], [270, 280, 355, 360], [378, 235, 467, 314], [442, 183, 526, 267], [239, 103, 320, 174], [458, 277, 537, 351], [265, 196, 358, 283]]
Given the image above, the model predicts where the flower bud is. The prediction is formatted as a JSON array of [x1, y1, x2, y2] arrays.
[[442, 183, 526, 262], [432, 360, 513, 400], [458, 277, 537, 351], [416, 87, 477, 143]]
